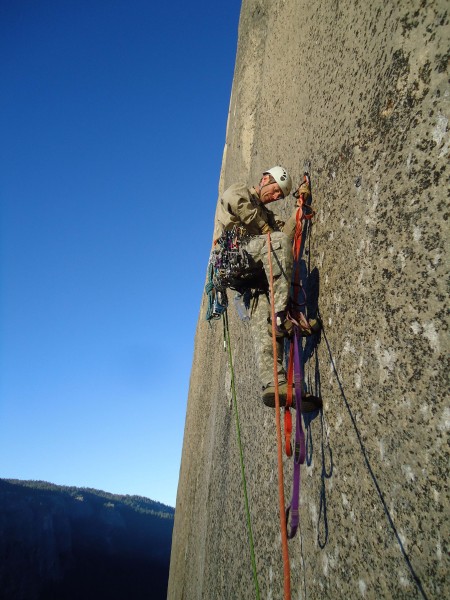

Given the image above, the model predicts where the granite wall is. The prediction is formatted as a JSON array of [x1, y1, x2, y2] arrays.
[[168, 1, 449, 598]]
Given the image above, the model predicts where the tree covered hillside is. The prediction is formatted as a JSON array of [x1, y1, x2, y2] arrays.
[[0, 479, 174, 600]]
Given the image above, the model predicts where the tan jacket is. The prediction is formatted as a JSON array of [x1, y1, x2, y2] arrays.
[[213, 183, 297, 242]]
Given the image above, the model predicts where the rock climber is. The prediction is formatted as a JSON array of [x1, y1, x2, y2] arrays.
[[213, 166, 321, 411]]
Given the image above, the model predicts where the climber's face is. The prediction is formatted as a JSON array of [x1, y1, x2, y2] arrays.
[[258, 174, 284, 204]]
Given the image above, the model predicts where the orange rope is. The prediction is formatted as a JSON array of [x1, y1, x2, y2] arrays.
[[267, 231, 291, 600]]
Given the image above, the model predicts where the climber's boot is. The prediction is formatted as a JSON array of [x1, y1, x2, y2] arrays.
[[262, 383, 322, 412], [262, 381, 289, 407]]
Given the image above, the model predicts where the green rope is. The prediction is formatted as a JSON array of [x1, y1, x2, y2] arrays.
[[223, 310, 261, 599]]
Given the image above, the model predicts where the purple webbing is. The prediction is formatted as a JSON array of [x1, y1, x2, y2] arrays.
[[286, 328, 306, 539]]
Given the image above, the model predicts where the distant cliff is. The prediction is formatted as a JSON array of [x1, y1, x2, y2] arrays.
[[168, 1, 449, 599], [0, 479, 174, 600]]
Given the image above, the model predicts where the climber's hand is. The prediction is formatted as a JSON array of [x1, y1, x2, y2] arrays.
[[295, 181, 311, 205]]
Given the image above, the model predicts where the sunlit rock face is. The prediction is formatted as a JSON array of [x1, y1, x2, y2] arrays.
[[0, 480, 174, 600], [168, 1, 449, 599]]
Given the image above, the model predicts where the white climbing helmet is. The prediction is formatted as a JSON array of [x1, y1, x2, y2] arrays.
[[263, 166, 292, 198]]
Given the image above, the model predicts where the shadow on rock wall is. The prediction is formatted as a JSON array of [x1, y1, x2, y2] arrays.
[[300, 226, 428, 597]]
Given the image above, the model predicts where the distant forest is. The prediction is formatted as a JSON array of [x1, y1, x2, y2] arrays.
[[0, 478, 174, 600]]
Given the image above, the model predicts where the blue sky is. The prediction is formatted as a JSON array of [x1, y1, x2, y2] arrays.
[[0, 0, 241, 507]]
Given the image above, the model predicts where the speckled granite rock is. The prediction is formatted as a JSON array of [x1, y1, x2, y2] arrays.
[[168, 1, 449, 599]]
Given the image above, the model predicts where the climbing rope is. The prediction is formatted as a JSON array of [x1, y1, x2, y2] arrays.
[[223, 309, 261, 600], [263, 176, 314, 598], [285, 330, 306, 539], [284, 175, 312, 538], [267, 231, 292, 600]]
